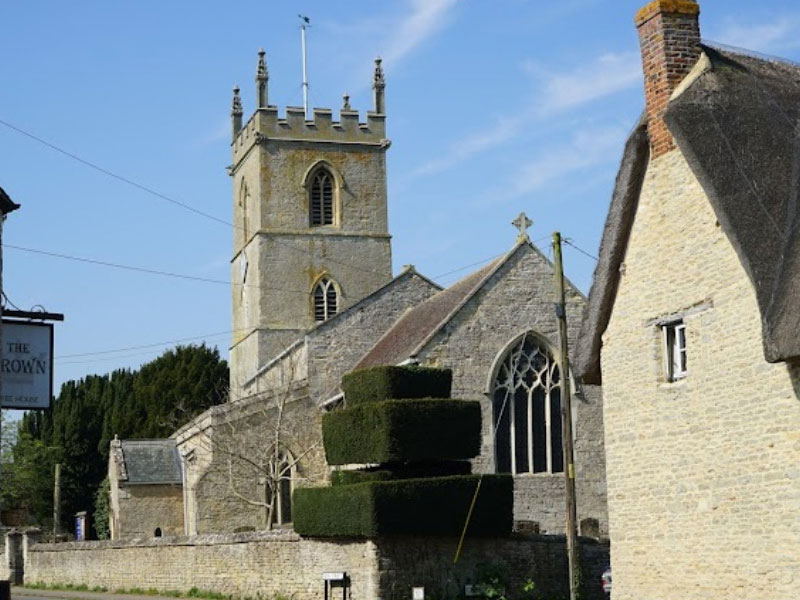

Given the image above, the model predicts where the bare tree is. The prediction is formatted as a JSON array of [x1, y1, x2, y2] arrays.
[[175, 351, 325, 532]]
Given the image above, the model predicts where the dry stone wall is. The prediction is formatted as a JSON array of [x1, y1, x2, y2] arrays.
[[23, 532, 608, 600]]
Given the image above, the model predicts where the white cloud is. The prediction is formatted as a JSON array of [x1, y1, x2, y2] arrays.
[[499, 126, 627, 202], [406, 52, 640, 179], [711, 14, 800, 54], [409, 115, 521, 178], [527, 51, 641, 116], [382, 0, 459, 65]]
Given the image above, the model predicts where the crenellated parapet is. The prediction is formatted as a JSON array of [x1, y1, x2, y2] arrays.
[[230, 51, 388, 166], [233, 106, 387, 162]]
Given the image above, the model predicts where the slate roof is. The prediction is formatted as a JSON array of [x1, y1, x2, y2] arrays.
[[576, 45, 800, 383], [354, 244, 526, 368], [119, 439, 182, 485], [0, 186, 20, 215]]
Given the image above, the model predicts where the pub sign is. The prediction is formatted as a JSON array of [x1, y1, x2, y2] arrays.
[[1, 320, 53, 409]]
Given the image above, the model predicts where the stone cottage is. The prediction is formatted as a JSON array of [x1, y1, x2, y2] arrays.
[[576, 1, 800, 598], [108, 438, 183, 540], [113, 50, 608, 541]]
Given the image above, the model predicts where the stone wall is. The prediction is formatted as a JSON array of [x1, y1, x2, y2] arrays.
[[419, 245, 608, 536], [306, 270, 440, 401], [601, 149, 800, 599], [177, 389, 327, 535], [23, 531, 608, 600], [113, 485, 184, 540]]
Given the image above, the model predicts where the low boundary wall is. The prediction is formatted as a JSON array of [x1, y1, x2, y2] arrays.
[[23, 531, 609, 600]]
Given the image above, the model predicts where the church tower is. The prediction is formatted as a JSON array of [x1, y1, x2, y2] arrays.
[[229, 51, 393, 395]]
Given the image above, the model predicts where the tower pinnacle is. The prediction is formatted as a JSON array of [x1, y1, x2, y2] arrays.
[[256, 48, 269, 108], [231, 86, 243, 139], [372, 57, 386, 114]]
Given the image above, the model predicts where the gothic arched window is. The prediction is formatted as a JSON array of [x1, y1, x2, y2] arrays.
[[492, 333, 563, 475], [309, 168, 334, 226], [269, 453, 294, 526], [313, 277, 338, 322]]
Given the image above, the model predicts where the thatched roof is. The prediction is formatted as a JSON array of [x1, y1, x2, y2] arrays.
[[0, 186, 20, 215], [577, 45, 800, 383]]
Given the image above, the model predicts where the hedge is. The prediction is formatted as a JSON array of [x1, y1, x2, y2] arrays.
[[322, 399, 481, 465], [342, 366, 452, 405], [293, 474, 512, 537], [330, 461, 472, 486]]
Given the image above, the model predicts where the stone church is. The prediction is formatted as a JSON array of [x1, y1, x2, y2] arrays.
[[109, 52, 608, 540]]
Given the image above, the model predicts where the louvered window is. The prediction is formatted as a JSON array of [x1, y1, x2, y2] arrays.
[[310, 169, 334, 226], [313, 277, 338, 322]]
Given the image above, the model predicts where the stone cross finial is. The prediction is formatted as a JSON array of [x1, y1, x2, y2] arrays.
[[231, 85, 243, 139], [342, 93, 351, 110], [256, 48, 269, 108], [512, 212, 533, 242], [372, 57, 386, 114]]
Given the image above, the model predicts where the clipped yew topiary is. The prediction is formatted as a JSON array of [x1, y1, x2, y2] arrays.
[[322, 399, 481, 465], [341, 365, 452, 405], [293, 365, 513, 538], [294, 474, 512, 537], [330, 461, 472, 486]]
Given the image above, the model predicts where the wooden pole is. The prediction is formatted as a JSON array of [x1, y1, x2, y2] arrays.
[[552, 232, 580, 600], [53, 463, 61, 541]]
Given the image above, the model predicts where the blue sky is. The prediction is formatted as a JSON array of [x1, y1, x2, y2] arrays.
[[1, 0, 798, 392]]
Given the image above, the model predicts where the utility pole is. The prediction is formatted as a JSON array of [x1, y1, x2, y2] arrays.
[[53, 463, 61, 541], [552, 232, 580, 600], [299, 15, 310, 117]]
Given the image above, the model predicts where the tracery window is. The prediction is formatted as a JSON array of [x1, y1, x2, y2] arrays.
[[313, 277, 338, 322], [492, 333, 563, 475], [309, 168, 334, 226]]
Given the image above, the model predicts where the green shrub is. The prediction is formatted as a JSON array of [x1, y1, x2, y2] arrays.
[[330, 461, 472, 486], [323, 399, 481, 465], [293, 474, 512, 537], [342, 366, 452, 405]]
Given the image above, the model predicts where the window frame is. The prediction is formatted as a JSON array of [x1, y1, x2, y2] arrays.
[[312, 276, 339, 323], [309, 167, 335, 227], [662, 320, 687, 382], [490, 332, 564, 476]]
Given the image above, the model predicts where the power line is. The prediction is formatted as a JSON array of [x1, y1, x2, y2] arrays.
[[54, 329, 239, 359], [563, 238, 598, 261], [0, 118, 232, 228], [0, 117, 394, 280]]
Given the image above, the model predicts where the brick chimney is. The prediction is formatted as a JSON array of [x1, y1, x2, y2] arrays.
[[635, 0, 702, 158]]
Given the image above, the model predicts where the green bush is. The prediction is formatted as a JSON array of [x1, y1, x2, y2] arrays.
[[323, 399, 481, 465], [293, 474, 512, 537], [330, 461, 471, 486], [342, 366, 452, 405]]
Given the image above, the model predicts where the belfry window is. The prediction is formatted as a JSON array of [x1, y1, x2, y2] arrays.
[[313, 277, 338, 322], [310, 168, 334, 226], [492, 333, 563, 475]]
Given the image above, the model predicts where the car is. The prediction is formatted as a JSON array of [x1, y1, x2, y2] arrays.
[[601, 566, 612, 597]]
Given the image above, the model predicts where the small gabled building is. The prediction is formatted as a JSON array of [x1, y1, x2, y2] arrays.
[[576, 1, 800, 598], [108, 438, 184, 540]]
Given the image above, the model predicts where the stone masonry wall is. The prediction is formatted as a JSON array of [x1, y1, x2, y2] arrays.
[[23, 532, 608, 600], [602, 149, 800, 599], [419, 245, 608, 537], [116, 485, 184, 539], [307, 271, 440, 401]]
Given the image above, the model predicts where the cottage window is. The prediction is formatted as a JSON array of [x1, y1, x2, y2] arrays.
[[313, 277, 339, 322], [663, 320, 687, 381], [492, 333, 563, 475], [309, 168, 334, 226]]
